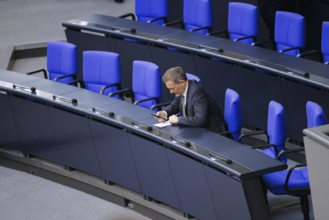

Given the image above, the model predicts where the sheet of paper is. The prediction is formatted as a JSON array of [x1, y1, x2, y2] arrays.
[[154, 121, 172, 128]]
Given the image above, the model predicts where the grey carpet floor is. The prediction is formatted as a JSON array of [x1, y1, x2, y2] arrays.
[[0, 165, 150, 220]]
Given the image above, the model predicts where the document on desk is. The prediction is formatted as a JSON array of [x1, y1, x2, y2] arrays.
[[154, 121, 172, 128]]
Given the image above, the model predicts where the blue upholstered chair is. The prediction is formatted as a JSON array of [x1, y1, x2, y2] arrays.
[[220, 88, 242, 141], [259, 101, 326, 220], [82, 51, 121, 95], [27, 41, 78, 84], [262, 164, 310, 220], [109, 60, 161, 109], [274, 11, 305, 56], [209, 2, 258, 45], [119, 0, 168, 25], [239, 101, 287, 162], [228, 2, 258, 45], [163, 0, 212, 35], [306, 101, 327, 128], [321, 22, 329, 64]]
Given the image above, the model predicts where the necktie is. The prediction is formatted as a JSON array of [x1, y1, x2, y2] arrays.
[[181, 95, 186, 117]]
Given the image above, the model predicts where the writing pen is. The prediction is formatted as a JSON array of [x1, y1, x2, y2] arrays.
[[151, 113, 182, 120], [151, 113, 168, 121]]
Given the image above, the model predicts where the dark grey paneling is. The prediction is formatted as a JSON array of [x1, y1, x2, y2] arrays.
[[0, 93, 21, 151], [128, 133, 181, 209], [107, 37, 153, 92], [194, 56, 284, 130], [89, 119, 142, 193], [167, 149, 217, 220], [280, 78, 328, 142], [205, 165, 251, 220], [49, 106, 102, 177], [10, 95, 62, 164]]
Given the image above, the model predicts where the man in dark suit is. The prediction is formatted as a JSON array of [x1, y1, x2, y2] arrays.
[[155, 66, 227, 133]]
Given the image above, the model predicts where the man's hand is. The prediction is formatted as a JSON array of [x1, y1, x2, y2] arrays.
[[155, 111, 167, 122], [169, 115, 179, 124]]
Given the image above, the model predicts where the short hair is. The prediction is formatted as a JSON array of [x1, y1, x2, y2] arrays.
[[162, 66, 187, 83]]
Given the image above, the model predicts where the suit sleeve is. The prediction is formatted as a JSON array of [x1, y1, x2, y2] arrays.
[[163, 96, 180, 116], [177, 90, 208, 127]]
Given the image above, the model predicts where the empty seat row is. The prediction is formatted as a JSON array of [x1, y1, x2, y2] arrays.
[[124, 0, 329, 65], [26, 41, 203, 111]]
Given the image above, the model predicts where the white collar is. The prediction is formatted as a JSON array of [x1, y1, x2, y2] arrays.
[[182, 80, 188, 97]]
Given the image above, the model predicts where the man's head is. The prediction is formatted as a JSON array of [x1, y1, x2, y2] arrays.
[[162, 66, 187, 95]]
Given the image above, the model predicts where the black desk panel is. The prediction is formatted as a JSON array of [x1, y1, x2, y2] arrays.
[[280, 78, 329, 142], [0, 93, 21, 151], [89, 119, 142, 193], [10, 95, 62, 164], [49, 106, 102, 177], [205, 166, 254, 220], [108, 37, 153, 90], [167, 149, 218, 220], [0, 70, 286, 220], [128, 134, 181, 209]]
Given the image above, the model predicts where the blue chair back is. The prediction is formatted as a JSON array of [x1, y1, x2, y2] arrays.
[[224, 88, 242, 141], [228, 2, 258, 45], [132, 60, 161, 109], [322, 22, 329, 64], [83, 51, 121, 95], [262, 101, 286, 162], [47, 42, 77, 84], [186, 73, 201, 84], [136, 0, 168, 25], [275, 11, 305, 56], [306, 101, 327, 128], [183, 0, 212, 34]]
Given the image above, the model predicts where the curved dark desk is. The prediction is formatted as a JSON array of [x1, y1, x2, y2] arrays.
[[0, 70, 285, 220], [62, 14, 329, 143]]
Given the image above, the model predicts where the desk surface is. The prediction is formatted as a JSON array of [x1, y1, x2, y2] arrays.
[[63, 14, 329, 89], [0, 69, 286, 180]]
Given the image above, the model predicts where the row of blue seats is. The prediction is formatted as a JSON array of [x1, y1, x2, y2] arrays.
[[123, 0, 329, 64], [26, 40, 326, 219]]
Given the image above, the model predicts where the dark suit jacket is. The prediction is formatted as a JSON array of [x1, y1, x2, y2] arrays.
[[163, 80, 227, 133]]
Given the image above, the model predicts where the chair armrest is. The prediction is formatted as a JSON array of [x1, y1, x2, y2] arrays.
[[297, 50, 320, 58], [134, 97, 158, 106], [162, 20, 184, 29], [284, 163, 310, 192], [251, 39, 274, 49], [218, 130, 233, 139], [53, 74, 77, 82], [233, 35, 256, 42], [100, 83, 121, 95], [67, 79, 84, 87], [53, 73, 77, 82], [278, 46, 303, 54], [151, 101, 171, 110], [190, 26, 211, 33], [238, 130, 269, 143], [252, 144, 279, 156], [119, 13, 136, 20], [147, 16, 167, 24], [208, 29, 228, 38], [276, 147, 305, 160], [108, 88, 134, 101], [26, 69, 48, 79], [297, 50, 323, 62]]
